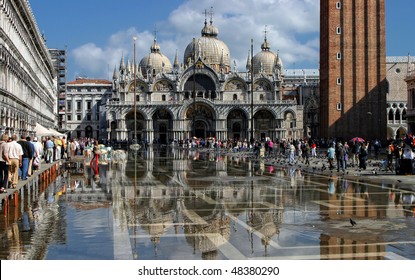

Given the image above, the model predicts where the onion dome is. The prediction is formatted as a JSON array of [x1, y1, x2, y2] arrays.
[[139, 37, 172, 78], [183, 16, 231, 73], [253, 36, 283, 76]]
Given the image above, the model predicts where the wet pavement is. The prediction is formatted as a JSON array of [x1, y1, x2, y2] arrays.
[[1, 147, 415, 260]]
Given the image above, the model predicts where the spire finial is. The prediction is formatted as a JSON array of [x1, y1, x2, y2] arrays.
[[209, 6, 214, 24], [264, 25, 268, 41], [153, 25, 158, 41]]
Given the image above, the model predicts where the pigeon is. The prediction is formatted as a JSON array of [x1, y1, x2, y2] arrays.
[[350, 218, 357, 226]]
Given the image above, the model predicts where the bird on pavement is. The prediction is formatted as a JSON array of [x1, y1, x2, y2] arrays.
[[350, 218, 357, 227]]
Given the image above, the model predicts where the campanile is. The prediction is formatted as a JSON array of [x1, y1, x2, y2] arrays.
[[320, 0, 387, 140]]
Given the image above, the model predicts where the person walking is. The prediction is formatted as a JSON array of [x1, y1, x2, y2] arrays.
[[17, 135, 33, 181], [304, 142, 311, 165], [32, 137, 43, 172], [327, 144, 335, 170], [359, 142, 369, 170], [289, 143, 296, 165], [335, 142, 346, 172], [26, 136, 36, 177], [44, 137, 54, 163], [7, 134, 23, 188], [0, 133, 10, 193]]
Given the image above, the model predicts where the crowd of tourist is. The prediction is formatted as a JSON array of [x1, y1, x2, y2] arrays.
[[171, 134, 415, 174], [1, 132, 414, 194], [0, 134, 102, 193]]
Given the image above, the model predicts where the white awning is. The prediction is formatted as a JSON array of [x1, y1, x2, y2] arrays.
[[49, 128, 65, 137], [35, 123, 52, 137]]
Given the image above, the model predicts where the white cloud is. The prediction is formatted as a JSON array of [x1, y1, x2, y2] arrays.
[[71, 0, 319, 79]]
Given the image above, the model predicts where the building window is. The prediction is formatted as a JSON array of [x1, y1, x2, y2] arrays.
[[86, 114, 91, 121], [336, 52, 341, 60], [76, 101, 81, 111], [336, 2, 341, 9], [336, 103, 342, 111], [67, 101, 72, 111], [137, 95, 140, 102], [67, 115, 72, 121], [77, 114, 81, 121], [260, 94, 264, 101], [336, 77, 342, 85], [162, 95, 166, 101], [86, 101, 91, 110], [336, 27, 342, 34], [233, 94, 237, 101]]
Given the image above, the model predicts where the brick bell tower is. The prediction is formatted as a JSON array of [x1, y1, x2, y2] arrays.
[[320, 0, 387, 140]]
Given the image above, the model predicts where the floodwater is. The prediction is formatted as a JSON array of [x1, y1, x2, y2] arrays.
[[1, 147, 415, 260]]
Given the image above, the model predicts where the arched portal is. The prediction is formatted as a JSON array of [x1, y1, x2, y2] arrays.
[[125, 111, 146, 141], [110, 121, 117, 141], [85, 125, 93, 138], [396, 127, 407, 140], [186, 103, 216, 138], [153, 108, 173, 144], [254, 109, 275, 141], [227, 109, 248, 141]]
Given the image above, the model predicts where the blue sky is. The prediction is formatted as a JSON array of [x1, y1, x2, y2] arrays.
[[29, 0, 414, 81]]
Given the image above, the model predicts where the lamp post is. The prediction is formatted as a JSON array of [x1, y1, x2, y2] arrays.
[[192, 38, 196, 139], [133, 36, 137, 143], [250, 39, 254, 144]]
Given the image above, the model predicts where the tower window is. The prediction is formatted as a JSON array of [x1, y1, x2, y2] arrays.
[[336, 103, 342, 111], [336, 2, 341, 9], [336, 27, 342, 34], [336, 77, 342, 85], [336, 52, 342, 60]]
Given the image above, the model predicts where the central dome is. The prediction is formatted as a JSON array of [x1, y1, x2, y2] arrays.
[[183, 19, 231, 73]]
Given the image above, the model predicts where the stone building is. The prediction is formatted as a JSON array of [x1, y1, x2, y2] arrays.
[[0, 0, 56, 136], [105, 18, 303, 144], [386, 56, 414, 139], [65, 78, 112, 139], [406, 62, 415, 135], [320, 0, 387, 140], [283, 69, 320, 139]]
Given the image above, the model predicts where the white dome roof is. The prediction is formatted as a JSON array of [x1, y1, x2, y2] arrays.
[[139, 39, 172, 77], [253, 38, 282, 75], [183, 20, 230, 72]]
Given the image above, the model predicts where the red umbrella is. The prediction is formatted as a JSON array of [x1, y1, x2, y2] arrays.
[[350, 137, 365, 143]]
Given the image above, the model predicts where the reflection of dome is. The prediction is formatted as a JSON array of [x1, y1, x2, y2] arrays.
[[253, 36, 282, 76], [183, 18, 231, 72], [139, 38, 172, 78]]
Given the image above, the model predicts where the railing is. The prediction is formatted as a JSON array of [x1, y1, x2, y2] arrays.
[[106, 99, 297, 106]]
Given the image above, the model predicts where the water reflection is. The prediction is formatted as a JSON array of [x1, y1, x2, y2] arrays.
[[0, 146, 415, 260]]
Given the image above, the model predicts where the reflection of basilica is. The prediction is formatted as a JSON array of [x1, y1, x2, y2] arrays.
[[106, 12, 303, 143], [109, 147, 284, 259]]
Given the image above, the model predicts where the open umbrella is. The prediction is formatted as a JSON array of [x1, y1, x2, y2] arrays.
[[349, 137, 365, 143]]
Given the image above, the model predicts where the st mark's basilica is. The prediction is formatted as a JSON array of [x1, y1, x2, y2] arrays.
[[105, 16, 303, 144]]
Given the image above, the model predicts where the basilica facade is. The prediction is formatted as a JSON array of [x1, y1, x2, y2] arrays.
[[105, 18, 303, 144]]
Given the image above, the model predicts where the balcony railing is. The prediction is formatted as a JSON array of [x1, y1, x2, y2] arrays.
[[106, 98, 297, 106]]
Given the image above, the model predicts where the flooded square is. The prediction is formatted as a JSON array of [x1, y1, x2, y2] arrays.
[[1, 147, 415, 260]]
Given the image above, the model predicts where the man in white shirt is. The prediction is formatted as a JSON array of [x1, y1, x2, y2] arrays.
[[403, 147, 415, 160], [7, 134, 23, 188]]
